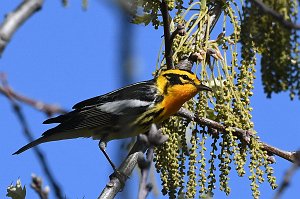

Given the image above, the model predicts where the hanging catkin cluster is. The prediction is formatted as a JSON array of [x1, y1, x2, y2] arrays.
[[241, 0, 299, 99], [128, 0, 297, 198]]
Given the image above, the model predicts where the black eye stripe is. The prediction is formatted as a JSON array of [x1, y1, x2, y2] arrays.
[[163, 74, 191, 79], [163, 74, 183, 84], [162, 73, 194, 86], [180, 75, 191, 81]]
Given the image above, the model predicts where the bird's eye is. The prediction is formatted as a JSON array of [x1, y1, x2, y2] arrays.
[[182, 75, 189, 80]]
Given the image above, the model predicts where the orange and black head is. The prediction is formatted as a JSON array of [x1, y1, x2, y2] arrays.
[[155, 69, 212, 118], [157, 69, 212, 96]]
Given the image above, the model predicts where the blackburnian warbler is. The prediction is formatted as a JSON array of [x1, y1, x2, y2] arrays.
[[14, 69, 211, 168]]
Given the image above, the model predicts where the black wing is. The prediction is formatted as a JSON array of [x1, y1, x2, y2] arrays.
[[72, 79, 156, 109], [42, 79, 157, 135]]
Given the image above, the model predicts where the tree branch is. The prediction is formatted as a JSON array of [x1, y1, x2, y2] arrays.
[[0, 0, 44, 56], [249, 0, 300, 30], [177, 108, 299, 163], [160, 0, 173, 69]]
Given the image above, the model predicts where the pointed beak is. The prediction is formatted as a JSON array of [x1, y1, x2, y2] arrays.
[[196, 83, 212, 92]]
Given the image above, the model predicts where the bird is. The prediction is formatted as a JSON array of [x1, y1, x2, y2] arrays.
[[13, 69, 212, 171]]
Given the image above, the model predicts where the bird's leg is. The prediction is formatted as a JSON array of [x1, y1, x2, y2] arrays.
[[98, 140, 129, 186], [98, 141, 117, 171]]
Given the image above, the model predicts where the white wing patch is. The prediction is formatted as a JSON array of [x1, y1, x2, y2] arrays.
[[98, 99, 152, 114]]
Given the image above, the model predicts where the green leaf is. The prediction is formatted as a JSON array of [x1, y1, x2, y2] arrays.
[[131, 14, 154, 26], [206, 108, 216, 120]]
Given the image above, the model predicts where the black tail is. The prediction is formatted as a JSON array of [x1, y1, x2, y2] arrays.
[[13, 129, 92, 155], [13, 137, 48, 155]]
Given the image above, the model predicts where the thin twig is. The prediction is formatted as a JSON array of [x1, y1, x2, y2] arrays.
[[138, 148, 154, 199], [274, 150, 300, 199], [0, 77, 64, 199], [249, 0, 300, 30], [160, 0, 174, 69], [177, 108, 299, 163], [0, 0, 44, 56], [0, 74, 67, 116]]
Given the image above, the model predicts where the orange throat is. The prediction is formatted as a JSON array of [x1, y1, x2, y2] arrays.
[[161, 84, 198, 119]]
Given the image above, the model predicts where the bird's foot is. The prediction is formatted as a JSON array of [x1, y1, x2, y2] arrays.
[[109, 169, 129, 190]]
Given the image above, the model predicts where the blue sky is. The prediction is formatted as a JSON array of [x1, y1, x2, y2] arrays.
[[1, 1, 300, 199]]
